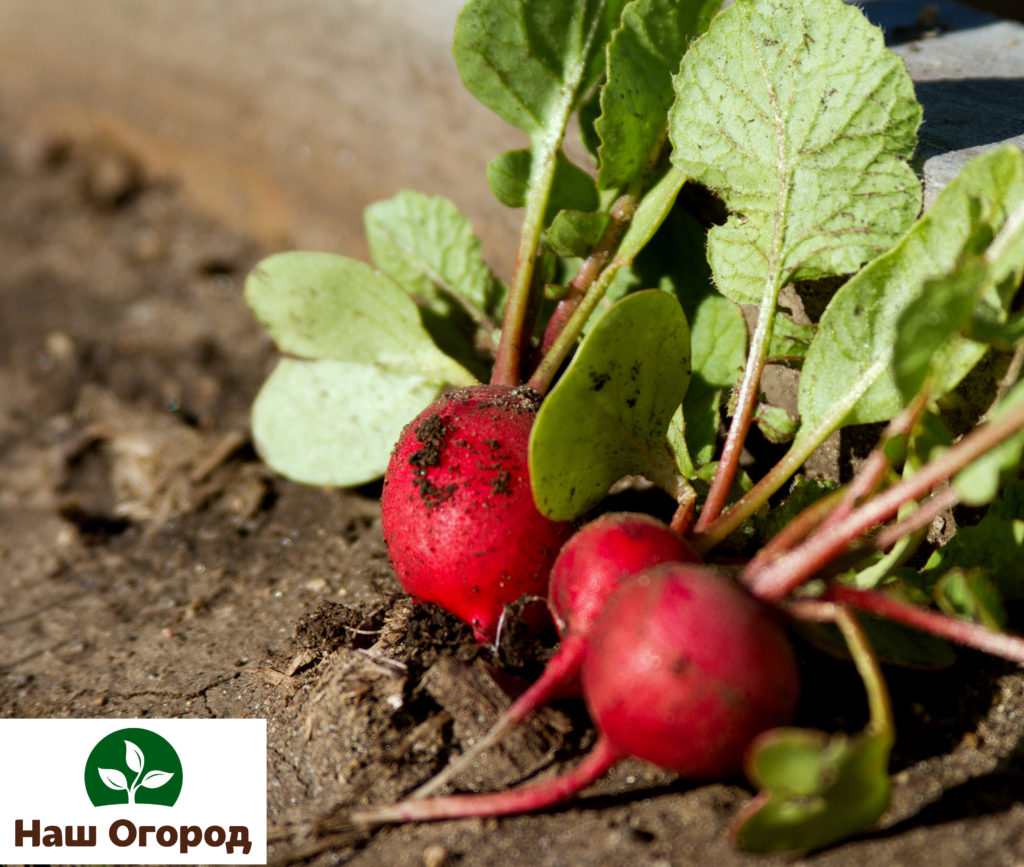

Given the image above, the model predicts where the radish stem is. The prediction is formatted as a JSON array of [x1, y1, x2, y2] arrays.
[[827, 585, 1024, 665], [351, 736, 619, 825]]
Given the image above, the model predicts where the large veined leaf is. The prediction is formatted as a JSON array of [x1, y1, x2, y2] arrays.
[[453, 0, 626, 136], [669, 0, 921, 306], [530, 290, 691, 519], [799, 145, 1024, 435], [596, 0, 721, 190], [245, 252, 475, 486]]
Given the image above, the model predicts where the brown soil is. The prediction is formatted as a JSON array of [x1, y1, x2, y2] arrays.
[[2, 122, 1024, 867]]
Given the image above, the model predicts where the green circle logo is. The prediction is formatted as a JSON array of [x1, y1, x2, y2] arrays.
[[84, 728, 183, 806]]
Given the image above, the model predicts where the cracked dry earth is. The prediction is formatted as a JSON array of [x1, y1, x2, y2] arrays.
[[3, 122, 1024, 867]]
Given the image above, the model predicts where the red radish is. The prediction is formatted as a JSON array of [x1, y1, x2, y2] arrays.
[[353, 562, 800, 824], [582, 563, 800, 779], [381, 384, 573, 643], [409, 512, 699, 800]]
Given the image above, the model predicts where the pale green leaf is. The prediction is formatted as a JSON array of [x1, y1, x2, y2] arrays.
[[670, 0, 921, 305], [244, 251, 474, 383], [251, 359, 450, 487]]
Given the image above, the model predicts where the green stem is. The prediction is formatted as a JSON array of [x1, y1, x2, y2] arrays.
[[833, 606, 893, 735], [492, 141, 561, 387], [527, 232, 632, 394]]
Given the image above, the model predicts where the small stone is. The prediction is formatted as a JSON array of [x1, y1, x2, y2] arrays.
[[422, 844, 448, 867]]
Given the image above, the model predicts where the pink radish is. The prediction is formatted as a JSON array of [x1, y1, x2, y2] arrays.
[[409, 512, 699, 800], [381, 384, 573, 643], [353, 562, 800, 823]]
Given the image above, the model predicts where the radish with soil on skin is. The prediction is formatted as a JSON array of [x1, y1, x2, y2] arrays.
[[381, 384, 573, 643], [353, 562, 800, 823], [409, 512, 700, 799]]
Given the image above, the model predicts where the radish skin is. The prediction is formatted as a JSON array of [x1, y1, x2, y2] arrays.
[[381, 385, 573, 642]]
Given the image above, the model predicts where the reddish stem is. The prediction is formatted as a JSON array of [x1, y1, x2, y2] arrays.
[[351, 735, 620, 825], [740, 489, 844, 589], [747, 400, 1024, 601], [826, 585, 1024, 665], [408, 636, 587, 801], [695, 352, 767, 534], [871, 485, 958, 552], [817, 391, 931, 537]]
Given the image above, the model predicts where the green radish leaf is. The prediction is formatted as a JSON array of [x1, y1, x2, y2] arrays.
[[734, 726, 892, 853], [935, 569, 1007, 631], [595, 0, 721, 190], [754, 402, 796, 444], [245, 252, 476, 486], [364, 190, 505, 321], [251, 360, 454, 487], [453, 0, 626, 136], [548, 210, 612, 258], [767, 316, 815, 365], [893, 259, 991, 402], [669, 0, 921, 307], [530, 290, 691, 519], [954, 378, 1024, 507], [924, 508, 1024, 600], [798, 145, 1024, 437], [487, 148, 600, 218]]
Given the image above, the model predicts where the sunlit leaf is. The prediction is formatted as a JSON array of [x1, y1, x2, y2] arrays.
[[670, 0, 921, 306], [799, 146, 1024, 436], [596, 0, 721, 190]]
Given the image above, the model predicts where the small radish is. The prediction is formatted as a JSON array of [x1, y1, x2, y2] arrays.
[[409, 512, 699, 799], [353, 562, 800, 823], [381, 384, 573, 643]]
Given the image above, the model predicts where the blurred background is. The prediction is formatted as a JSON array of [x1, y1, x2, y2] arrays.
[[0, 0, 1017, 271]]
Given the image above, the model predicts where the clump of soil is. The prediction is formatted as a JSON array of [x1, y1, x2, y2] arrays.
[[2, 122, 1024, 867]]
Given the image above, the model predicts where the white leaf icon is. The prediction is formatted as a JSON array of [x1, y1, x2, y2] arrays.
[[98, 767, 128, 791], [124, 740, 145, 773], [140, 770, 174, 790]]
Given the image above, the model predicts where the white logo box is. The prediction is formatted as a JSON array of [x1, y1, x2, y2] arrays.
[[0, 719, 266, 864]]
